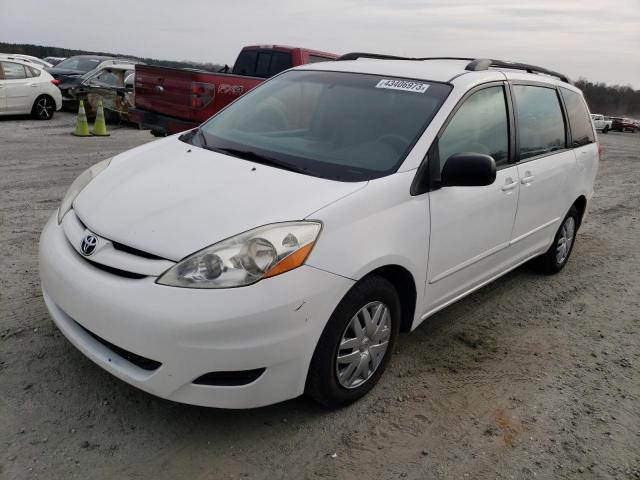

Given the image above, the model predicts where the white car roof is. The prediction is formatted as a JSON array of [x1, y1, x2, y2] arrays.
[[297, 57, 577, 91], [0, 56, 45, 69], [0, 53, 53, 68]]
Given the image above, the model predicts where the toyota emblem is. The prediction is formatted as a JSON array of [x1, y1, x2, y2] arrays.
[[81, 234, 98, 256]]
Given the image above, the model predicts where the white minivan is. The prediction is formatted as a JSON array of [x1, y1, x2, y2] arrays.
[[39, 55, 599, 409]]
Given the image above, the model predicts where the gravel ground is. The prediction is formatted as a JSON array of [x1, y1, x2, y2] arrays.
[[1, 112, 639, 480]]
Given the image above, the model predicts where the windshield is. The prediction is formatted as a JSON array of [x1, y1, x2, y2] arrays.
[[194, 70, 451, 181], [56, 57, 103, 73]]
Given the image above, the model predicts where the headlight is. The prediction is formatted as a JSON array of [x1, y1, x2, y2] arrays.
[[157, 222, 322, 288], [57, 157, 111, 223]]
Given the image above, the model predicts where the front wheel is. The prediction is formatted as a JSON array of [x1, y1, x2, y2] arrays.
[[537, 206, 579, 274], [306, 275, 400, 408], [603, 126, 609, 134], [31, 95, 55, 120]]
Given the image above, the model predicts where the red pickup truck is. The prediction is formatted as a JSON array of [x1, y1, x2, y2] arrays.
[[129, 45, 338, 136], [611, 117, 638, 133]]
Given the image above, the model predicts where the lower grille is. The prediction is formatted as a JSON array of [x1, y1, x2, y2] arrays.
[[193, 368, 266, 386], [74, 321, 162, 371]]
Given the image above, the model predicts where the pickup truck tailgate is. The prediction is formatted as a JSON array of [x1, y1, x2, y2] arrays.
[[135, 65, 193, 120]]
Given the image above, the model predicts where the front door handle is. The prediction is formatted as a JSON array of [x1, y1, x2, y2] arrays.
[[501, 179, 518, 191]]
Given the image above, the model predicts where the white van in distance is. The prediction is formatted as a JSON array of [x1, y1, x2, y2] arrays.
[[39, 54, 599, 409]]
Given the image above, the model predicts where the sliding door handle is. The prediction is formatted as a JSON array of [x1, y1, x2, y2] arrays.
[[521, 175, 535, 184]]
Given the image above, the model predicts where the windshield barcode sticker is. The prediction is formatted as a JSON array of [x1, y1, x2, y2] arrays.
[[375, 79, 429, 93]]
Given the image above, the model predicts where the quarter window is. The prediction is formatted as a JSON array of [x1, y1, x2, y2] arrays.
[[27, 66, 41, 77], [560, 88, 595, 147], [1, 62, 27, 80], [513, 85, 565, 160], [438, 86, 509, 169]]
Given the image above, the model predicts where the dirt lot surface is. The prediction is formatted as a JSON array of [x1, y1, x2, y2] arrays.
[[1, 113, 639, 480]]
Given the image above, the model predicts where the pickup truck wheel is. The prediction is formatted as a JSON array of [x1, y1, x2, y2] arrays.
[[306, 275, 400, 409], [603, 126, 609, 134], [537, 206, 579, 275]]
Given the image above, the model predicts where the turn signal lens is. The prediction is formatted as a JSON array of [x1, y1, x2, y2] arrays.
[[264, 242, 315, 278]]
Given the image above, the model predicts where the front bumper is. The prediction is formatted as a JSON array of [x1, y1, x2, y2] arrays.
[[39, 214, 353, 408]]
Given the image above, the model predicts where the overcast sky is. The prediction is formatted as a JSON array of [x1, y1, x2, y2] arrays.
[[1, 0, 638, 87]]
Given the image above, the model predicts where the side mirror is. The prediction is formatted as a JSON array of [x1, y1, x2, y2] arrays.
[[440, 153, 496, 187]]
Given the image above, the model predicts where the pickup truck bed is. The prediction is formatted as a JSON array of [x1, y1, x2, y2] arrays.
[[129, 45, 338, 135], [130, 65, 263, 135]]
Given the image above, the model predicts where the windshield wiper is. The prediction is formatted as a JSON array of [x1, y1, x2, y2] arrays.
[[197, 128, 208, 147], [180, 127, 208, 147], [206, 146, 306, 174]]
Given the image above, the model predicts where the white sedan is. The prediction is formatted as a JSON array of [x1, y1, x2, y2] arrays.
[[0, 59, 62, 119]]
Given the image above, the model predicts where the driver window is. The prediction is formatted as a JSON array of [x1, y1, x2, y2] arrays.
[[438, 86, 509, 169], [92, 69, 123, 87]]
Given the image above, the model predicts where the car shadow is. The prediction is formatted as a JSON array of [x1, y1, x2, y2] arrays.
[[38, 255, 548, 458]]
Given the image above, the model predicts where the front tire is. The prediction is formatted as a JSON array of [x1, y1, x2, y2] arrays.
[[306, 275, 400, 408], [31, 95, 55, 120], [537, 206, 579, 275]]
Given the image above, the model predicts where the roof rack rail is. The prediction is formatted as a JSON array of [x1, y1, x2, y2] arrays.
[[337, 52, 476, 62], [465, 58, 570, 83], [336, 52, 570, 83]]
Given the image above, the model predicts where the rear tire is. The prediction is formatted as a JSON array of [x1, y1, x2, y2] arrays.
[[536, 206, 579, 275], [31, 95, 55, 120], [306, 275, 400, 409]]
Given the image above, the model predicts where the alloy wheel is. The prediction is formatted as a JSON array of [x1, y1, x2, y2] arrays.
[[36, 98, 54, 119], [556, 216, 575, 265], [336, 301, 391, 389]]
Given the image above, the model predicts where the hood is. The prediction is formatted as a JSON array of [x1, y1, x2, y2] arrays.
[[73, 136, 366, 261]]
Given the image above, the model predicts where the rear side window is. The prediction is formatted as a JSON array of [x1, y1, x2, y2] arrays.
[[438, 86, 510, 168], [513, 85, 565, 160], [1, 62, 27, 79], [232, 51, 292, 78], [255, 53, 271, 77], [27, 66, 41, 77], [560, 88, 595, 147], [269, 52, 293, 76], [232, 51, 258, 76]]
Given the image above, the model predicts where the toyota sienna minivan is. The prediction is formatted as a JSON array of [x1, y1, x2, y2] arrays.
[[39, 54, 599, 409]]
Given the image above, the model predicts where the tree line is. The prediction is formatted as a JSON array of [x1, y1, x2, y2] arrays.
[[0, 42, 224, 72], [571, 79, 638, 118]]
